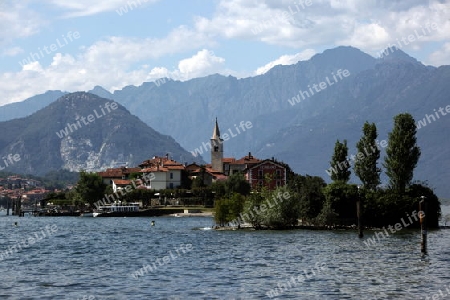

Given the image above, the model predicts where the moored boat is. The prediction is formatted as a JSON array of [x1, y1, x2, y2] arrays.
[[93, 203, 140, 217]]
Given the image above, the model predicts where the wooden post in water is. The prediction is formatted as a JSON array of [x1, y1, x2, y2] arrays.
[[14, 196, 22, 216], [6, 197, 10, 216], [419, 196, 427, 255], [357, 186, 363, 238]]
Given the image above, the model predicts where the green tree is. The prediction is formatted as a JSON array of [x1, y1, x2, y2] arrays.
[[242, 192, 265, 229], [262, 186, 298, 229], [384, 113, 421, 193], [225, 172, 251, 196], [214, 198, 231, 226], [288, 174, 326, 224], [321, 182, 358, 226], [66, 189, 82, 209], [228, 193, 246, 221], [211, 180, 226, 198], [354, 122, 381, 190], [75, 171, 107, 209], [315, 199, 338, 226], [329, 140, 351, 183]]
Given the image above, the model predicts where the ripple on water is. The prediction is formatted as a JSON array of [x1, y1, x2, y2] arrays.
[[0, 216, 449, 299]]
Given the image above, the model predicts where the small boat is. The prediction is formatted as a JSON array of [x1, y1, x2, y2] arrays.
[[80, 212, 95, 217], [93, 203, 140, 217]]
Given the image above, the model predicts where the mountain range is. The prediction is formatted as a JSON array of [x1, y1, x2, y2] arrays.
[[0, 92, 202, 175], [1, 46, 449, 197]]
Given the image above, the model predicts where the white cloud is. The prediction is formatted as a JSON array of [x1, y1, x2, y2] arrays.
[[0, 30, 216, 106], [195, 0, 450, 54], [178, 49, 225, 78], [255, 49, 316, 75], [2, 46, 24, 57], [47, 0, 160, 18], [0, 2, 44, 45], [2, 0, 450, 107], [428, 42, 450, 66]]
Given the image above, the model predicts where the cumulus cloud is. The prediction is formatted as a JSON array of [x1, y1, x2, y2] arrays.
[[178, 49, 225, 78], [1, 0, 450, 106], [0, 2, 44, 46], [195, 0, 450, 54], [0, 27, 214, 106], [255, 49, 316, 75], [2, 47, 24, 57], [47, 0, 160, 18], [428, 42, 450, 66]]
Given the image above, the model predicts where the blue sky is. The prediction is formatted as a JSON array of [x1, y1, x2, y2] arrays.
[[0, 0, 449, 106]]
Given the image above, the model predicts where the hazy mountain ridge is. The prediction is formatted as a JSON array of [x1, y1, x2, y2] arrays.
[[0, 92, 203, 175]]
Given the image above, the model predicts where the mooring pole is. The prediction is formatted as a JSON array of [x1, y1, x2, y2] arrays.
[[6, 197, 10, 216], [419, 196, 427, 255], [357, 186, 363, 238]]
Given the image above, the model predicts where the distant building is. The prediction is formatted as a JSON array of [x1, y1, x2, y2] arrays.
[[246, 159, 287, 190], [186, 163, 227, 186], [205, 119, 287, 190], [96, 120, 288, 191], [97, 167, 141, 185], [22, 189, 49, 205], [139, 155, 185, 190], [223, 152, 261, 176], [111, 179, 133, 193]]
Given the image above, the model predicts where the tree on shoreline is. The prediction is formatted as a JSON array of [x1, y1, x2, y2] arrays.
[[384, 113, 421, 194], [354, 122, 381, 190], [330, 140, 351, 183], [74, 171, 106, 209]]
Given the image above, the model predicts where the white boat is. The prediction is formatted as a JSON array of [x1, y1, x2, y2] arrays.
[[93, 203, 140, 217], [80, 212, 95, 217]]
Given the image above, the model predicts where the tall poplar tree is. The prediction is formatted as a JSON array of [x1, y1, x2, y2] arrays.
[[383, 113, 421, 193], [354, 122, 381, 190], [329, 139, 351, 183]]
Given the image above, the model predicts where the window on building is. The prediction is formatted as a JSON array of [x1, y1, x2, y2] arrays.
[[170, 172, 173, 179], [277, 181, 281, 187], [169, 183, 174, 189], [258, 170, 263, 178], [214, 146, 219, 152], [276, 170, 281, 178]]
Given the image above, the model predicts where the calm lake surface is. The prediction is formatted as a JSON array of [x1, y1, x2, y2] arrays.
[[1, 207, 449, 300]]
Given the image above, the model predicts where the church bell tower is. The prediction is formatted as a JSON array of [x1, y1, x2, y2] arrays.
[[211, 118, 224, 172]]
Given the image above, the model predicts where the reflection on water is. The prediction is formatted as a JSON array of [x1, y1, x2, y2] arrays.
[[0, 214, 449, 299]]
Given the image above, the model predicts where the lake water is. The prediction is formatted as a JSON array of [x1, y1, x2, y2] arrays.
[[1, 208, 449, 300]]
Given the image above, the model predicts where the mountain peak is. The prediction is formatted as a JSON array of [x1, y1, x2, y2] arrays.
[[88, 86, 112, 99], [378, 46, 421, 65], [0, 92, 203, 174]]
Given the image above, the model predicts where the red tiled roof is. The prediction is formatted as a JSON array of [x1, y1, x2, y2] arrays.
[[222, 158, 236, 163], [233, 155, 261, 165], [166, 165, 185, 170], [214, 175, 228, 181], [248, 159, 286, 170], [98, 167, 140, 178], [141, 166, 169, 173], [139, 156, 185, 170], [112, 179, 132, 185]]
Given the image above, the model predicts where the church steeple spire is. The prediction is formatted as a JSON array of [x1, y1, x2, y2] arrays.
[[211, 118, 224, 173], [212, 117, 220, 139]]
